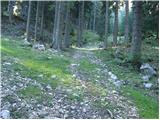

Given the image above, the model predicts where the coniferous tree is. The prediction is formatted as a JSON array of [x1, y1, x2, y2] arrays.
[[26, 1, 32, 42], [131, 1, 142, 64]]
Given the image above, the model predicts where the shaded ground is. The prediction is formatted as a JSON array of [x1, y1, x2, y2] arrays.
[[0, 20, 159, 119], [1, 36, 139, 119]]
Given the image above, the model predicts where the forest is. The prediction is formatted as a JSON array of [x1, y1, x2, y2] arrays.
[[0, 0, 159, 119]]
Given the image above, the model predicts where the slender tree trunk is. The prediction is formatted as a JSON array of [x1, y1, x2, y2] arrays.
[[51, 1, 58, 48], [113, 1, 118, 46], [125, 0, 129, 43], [26, 1, 32, 42], [40, 2, 44, 42], [93, 1, 96, 32], [77, 1, 84, 47], [55, 1, 61, 50], [8, 1, 13, 23], [59, 2, 64, 49], [104, 1, 109, 49], [34, 1, 40, 43], [131, 1, 142, 64], [64, 2, 70, 48]]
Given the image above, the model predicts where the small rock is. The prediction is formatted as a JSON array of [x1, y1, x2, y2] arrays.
[[0, 110, 10, 119], [48, 92, 53, 95], [143, 83, 153, 89], [33, 44, 45, 51], [59, 108, 64, 114], [111, 75, 117, 80], [82, 108, 87, 113], [51, 75, 57, 79], [47, 56, 52, 59], [114, 80, 122, 87], [4, 62, 11, 66], [72, 74, 76, 78], [64, 114, 69, 118], [71, 106, 76, 110], [142, 75, 150, 81], [140, 63, 156, 78], [97, 76, 100, 78], [112, 90, 118, 94], [38, 74, 43, 78], [23, 40, 32, 46], [71, 64, 79, 67], [57, 99, 62, 103], [46, 85, 52, 91]]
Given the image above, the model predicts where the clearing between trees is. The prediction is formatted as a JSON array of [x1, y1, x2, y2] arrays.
[[1, 34, 158, 119], [1, 0, 159, 119]]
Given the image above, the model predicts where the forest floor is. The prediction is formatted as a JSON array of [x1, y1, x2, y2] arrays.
[[1, 21, 159, 119]]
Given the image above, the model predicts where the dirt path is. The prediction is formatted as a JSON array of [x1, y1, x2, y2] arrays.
[[1, 43, 139, 119], [69, 47, 139, 119]]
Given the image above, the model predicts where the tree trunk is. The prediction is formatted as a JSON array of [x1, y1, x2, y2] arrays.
[[34, 1, 40, 43], [77, 1, 84, 47], [8, 1, 13, 23], [131, 1, 142, 64], [93, 1, 96, 32], [104, 1, 109, 49], [40, 2, 45, 42], [64, 2, 70, 48], [54, 1, 61, 50], [26, 1, 32, 42], [51, 1, 58, 48], [113, 1, 118, 46], [125, 0, 129, 43], [59, 2, 64, 49]]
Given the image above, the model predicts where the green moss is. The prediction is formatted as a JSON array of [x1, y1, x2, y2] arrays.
[[122, 87, 159, 119], [94, 42, 159, 118], [78, 59, 99, 72], [19, 86, 42, 98]]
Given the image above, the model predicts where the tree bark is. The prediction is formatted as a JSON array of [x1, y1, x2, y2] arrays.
[[8, 1, 13, 23], [26, 1, 32, 42], [54, 1, 61, 50], [34, 1, 40, 43], [104, 1, 109, 49], [131, 1, 142, 64], [113, 1, 118, 46], [77, 1, 84, 47], [93, 1, 96, 32], [59, 2, 64, 49], [40, 2, 45, 42], [125, 0, 129, 43], [64, 2, 70, 48], [51, 1, 58, 48]]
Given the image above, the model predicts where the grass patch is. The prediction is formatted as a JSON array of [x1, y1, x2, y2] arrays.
[[94, 42, 159, 118], [18, 85, 53, 106], [1, 35, 107, 103], [122, 87, 159, 119], [18, 86, 42, 99], [78, 59, 99, 72]]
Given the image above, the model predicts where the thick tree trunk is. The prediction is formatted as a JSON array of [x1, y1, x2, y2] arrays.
[[113, 1, 118, 46], [125, 0, 129, 43], [77, 1, 84, 47], [131, 1, 142, 64], [34, 1, 40, 43], [64, 2, 70, 48], [26, 1, 32, 42], [40, 2, 45, 42], [104, 1, 109, 49], [93, 1, 96, 32]]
